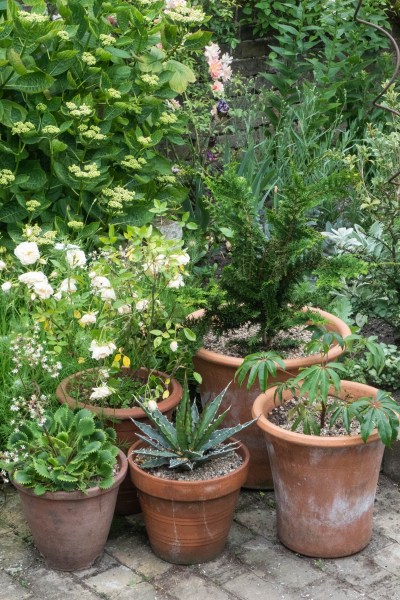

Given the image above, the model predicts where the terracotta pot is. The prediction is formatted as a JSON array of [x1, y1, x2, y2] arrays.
[[14, 450, 128, 571], [56, 368, 183, 516], [128, 439, 250, 565], [192, 307, 351, 489], [252, 381, 385, 558]]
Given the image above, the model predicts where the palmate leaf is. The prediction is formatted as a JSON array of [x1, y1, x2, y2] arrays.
[[235, 352, 286, 392]]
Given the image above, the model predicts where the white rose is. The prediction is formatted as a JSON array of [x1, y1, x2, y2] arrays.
[[89, 340, 117, 360], [53, 291, 62, 301], [172, 252, 190, 266], [167, 273, 184, 288], [54, 243, 66, 250], [89, 385, 113, 400], [91, 275, 111, 288], [18, 271, 48, 287], [33, 281, 54, 299], [14, 242, 40, 266], [59, 278, 77, 293], [1, 281, 12, 293], [0, 260, 6, 271], [169, 340, 178, 352], [117, 304, 131, 315], [79, 312, 97, 326], [136, 299, 149, 312], [147, 400, 158, 412], [66, 248, 86, 268], [100, 287, 116, 301]]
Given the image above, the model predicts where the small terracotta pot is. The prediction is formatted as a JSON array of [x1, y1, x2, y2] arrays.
[[192, 307, 351, 489], [14, 450, 128, 571], [252, 381, 385, 558], [56, 368, 183, 516], [128, 439, 250, 565]]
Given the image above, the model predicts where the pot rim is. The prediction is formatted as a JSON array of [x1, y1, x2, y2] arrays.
[[252, 380, 382, 448], [13, 448, 128, 501], [127, 438, 250, 500], [55, 367, 183, 420], [190, 307, 351, 369]]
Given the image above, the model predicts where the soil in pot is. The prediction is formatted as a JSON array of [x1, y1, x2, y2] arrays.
[[14, 450, 128, 571], [192, 307, 352, 489], [128, 440, 250, 565], [56, 368, 183, 516], [252, 381, 385, 558]]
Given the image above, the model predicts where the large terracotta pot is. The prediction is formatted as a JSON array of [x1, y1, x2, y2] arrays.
[[56, 368, 183, 516], [14, 450, 128, 571], [128, 439, 250, 565], [192, 307, 351, 489], [252, 381, 385, 558]]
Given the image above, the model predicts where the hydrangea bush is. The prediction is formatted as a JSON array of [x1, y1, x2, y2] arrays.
[[0, 0, 212, 239]]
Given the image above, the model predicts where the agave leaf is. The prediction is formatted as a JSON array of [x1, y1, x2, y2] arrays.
[[133, 448, 181, 458], [191, 386, 229, 447], [202, 419, 256, 450], [176, 384, 190, 450], [168, 457, 192, 470], [140, 456, 170, 469], [131, 419, 172, 449]]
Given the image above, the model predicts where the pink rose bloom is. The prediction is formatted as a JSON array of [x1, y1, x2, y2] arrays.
[[211, 81, 224, 94], [208, 59, 222, 80]]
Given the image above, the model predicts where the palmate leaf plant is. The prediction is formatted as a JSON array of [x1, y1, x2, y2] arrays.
[[131, 383, 254, 470], [0, 404, 119, 495], [241, 331, 399, 447]]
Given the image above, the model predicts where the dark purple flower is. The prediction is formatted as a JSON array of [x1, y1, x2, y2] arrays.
[[217, 100, 230, 115]]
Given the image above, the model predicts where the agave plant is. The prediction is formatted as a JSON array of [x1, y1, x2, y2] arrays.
[[131, 385, 254, 470], [1, 404, 119, 495]]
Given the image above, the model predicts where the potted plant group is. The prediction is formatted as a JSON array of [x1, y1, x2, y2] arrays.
[[4, 224, 199, 513], [251, 335, 399, 558], [0, 401, 127, 571], [127, 385, 252, 565], [192, 167, 353, 488]]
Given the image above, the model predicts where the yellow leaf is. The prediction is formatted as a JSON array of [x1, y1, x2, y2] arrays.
[[114, 353, 122, 362], [74, 310, 81, 319], [162, 390, 170, 400], [111, 361, 120, 369], [122, 355, 131, 368], [77, 357, 86, 364], [165, 378, 171, 386]]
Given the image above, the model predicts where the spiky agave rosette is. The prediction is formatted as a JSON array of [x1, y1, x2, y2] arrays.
[[131, 385, 255, 470]]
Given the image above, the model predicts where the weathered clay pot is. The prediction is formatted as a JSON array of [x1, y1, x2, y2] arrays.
[[192, 307, 351, 489], [14, 450, 128, 571], [252, 381, 385, 558], [56, 368, 183, 515], [128, 439, 250, 565]]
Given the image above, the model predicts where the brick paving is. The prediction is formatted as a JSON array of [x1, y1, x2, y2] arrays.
[[0, 475, 399, 600]]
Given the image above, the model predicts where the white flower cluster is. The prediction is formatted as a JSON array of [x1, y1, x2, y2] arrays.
[[89, 340, 117, 360], [69, 163, 101, 179], [121, 155, 147, 170], [78, 124, 106, 141], [164, 0, 205, 22], [22, 224, 57, 245], [101, 186, 135, 213], [107, 88, 121, 99], [57, 30, 70, 41], [137, 135, 152, 146], [11, 121, 35, 135], [42, 125, 61, 136], [11, 329, 62, 378], [65, 102, 93, 118], [141, 74, 159, 86], [18, 271, 54, 299], [82, 52, 96, 66], [159, 111, 178, 125], [18, 11, 48, 23], [165, 99, 181, 111], [26, 200, 41, 213], [90, 273, 116, 301], [0, 169, 15, 186], [99, 33, 115, 46]]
